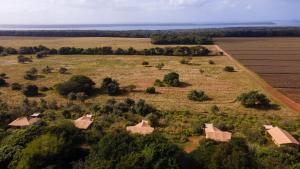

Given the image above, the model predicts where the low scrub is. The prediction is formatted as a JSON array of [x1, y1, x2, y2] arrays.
[[188, 90, 209, 101], [237, 91, 271, 108]]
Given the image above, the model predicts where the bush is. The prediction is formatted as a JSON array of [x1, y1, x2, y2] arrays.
[[22, 85, 39, 97], [11, 83, 22, 90], [0, 73, 7, 78], [0, 78, 6, 87], [59, 67, 68, 74], [224, 66, 235, 72], [67, 92, 77, 100], [24, 67, 38, 80], [237, 91, 271, 108], [208, 60, 215, 65], [133, 99, 156, 116], [100, 77, 121, 96], [188, 90, 209, 101], [76, 92, 88, 102], [156, 63, 165, 70], [145, 87, 156, 94], [180, 59, 190, 64], [56, 75, 95, 96], [154, 79, 164, 87], [163, 72, 181, 87], [42, 66, 53, 74], [17, 55, 32, 63], [142, 61, 149, 65]]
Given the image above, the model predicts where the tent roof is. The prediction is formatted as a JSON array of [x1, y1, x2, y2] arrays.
[[266, 126, 299, 146], [9, 117, 40, 127], [205, 123, 232, 142], [74, 115, 93, 130], [126, 120, 154, 135]]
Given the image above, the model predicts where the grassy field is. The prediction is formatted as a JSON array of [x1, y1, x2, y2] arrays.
[[0, 36, 209, 50], [0, 37, 299, 151]]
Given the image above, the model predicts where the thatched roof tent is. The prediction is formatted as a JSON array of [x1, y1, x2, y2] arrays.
[[204, 123, 232, 142], [126, 120, 154, 135], [264, 125, 299, 146], [9, 117, 40, 127], [74, 115, 93, 130]]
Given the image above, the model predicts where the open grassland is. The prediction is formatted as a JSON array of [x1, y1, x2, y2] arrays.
[[0, 36, 210, 50], [216, 38, 300, 104], [0, 38, 299, 152]]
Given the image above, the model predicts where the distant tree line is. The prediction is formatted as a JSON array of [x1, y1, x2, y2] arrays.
[[151, 34, 213, 45], [1, 27, 300, 38], [0, 45, 211, 57]]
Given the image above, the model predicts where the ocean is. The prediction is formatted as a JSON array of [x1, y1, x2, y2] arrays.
[[0, 21, 299, 31]]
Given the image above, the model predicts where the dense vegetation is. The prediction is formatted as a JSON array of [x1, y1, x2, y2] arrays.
[[0, 45, 211, 57], [151, 34, 213, 45]]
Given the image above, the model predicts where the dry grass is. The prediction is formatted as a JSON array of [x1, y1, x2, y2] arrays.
[[0, 36, 207, 50], [0, 52, 295, 116]]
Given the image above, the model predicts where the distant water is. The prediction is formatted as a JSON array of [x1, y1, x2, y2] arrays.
[[0, 21, 299, 31]]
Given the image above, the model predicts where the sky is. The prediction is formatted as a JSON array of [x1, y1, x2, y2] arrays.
[[0, 0, 299, 24]]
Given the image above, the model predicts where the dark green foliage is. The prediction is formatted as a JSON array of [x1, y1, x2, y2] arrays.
[[133, 99, 156, 116], [188, 90, 209, 102], [100, 77, 121, 96], [151, 34, 213, 45], [0, 73, 7, 78], [56, 75, 95, 96], [145, 87, 156, 94], [224, 66, 235, 72], [83, 132, 197, 169], [154, 79, 164, 87], [22, 85, 39, 97], [191, 138, 257, 169], [11, 83, 22, 91], [36, 50, 48, 59], [76, 92, 88, 102], [180, 59, 190, 64], [17, 55, 32, 63], [163, 72, 181, 87], [0, 78, 6, 87], [237, 91, 271, 108], [24, 67, 38, 80]]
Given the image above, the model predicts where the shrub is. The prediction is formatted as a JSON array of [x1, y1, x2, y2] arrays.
[[208, 60, 215, 65], [24, 67, 38, 80], [0, 78, 6, 87], [163, 72, 181, 87], [100, 77, 121, 96], [42, 66, 53, 74], [67, 92, 77, 100], [22, 85, 39, 97], [11, 83, 22, 90], [156, 63, 165, 70], [142, 61, 149, 65], [76, 92, 88, 102], [188, 90, 209, 101], [56, 75, 95, 96], [59, 67, 68, 74], [36, 51, 48, 59], [145, 87, 156, 94], [224, 66, 235, 72], [154, 79, 164, 87], [133, 99, 156, 116], [237, 91, 271, 108], [0, 73, 7, 78], [17, 55, 32, 63]]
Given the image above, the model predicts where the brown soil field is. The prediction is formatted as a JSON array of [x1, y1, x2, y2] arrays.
[[216, 38, 300, 104]]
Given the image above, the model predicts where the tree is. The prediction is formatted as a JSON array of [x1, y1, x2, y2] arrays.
[[237, 91, 271, 108], [11, 83, 22, 90], [133, 99, 156, 116], [76, 92, 88, 102], [163, 72, 181, 87], [188, 90, 209, 102], [56, 75, 95, 96], [100, 77, 121, 96], [22, 85, 39, 97], [0, 78, 6, 87], [145, 87, 156, 94], [224, 66, 235, 72], [42, 66, 53, 74], [156, 63, 165, 70]]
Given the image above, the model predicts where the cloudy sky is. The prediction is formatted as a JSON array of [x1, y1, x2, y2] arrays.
[[0, 0, 299, 24]]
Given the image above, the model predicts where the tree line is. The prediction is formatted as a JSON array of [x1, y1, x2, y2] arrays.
[[0, 45, 211, 57], [1, 27, 300, 38], [151, 34, 213, 45]]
